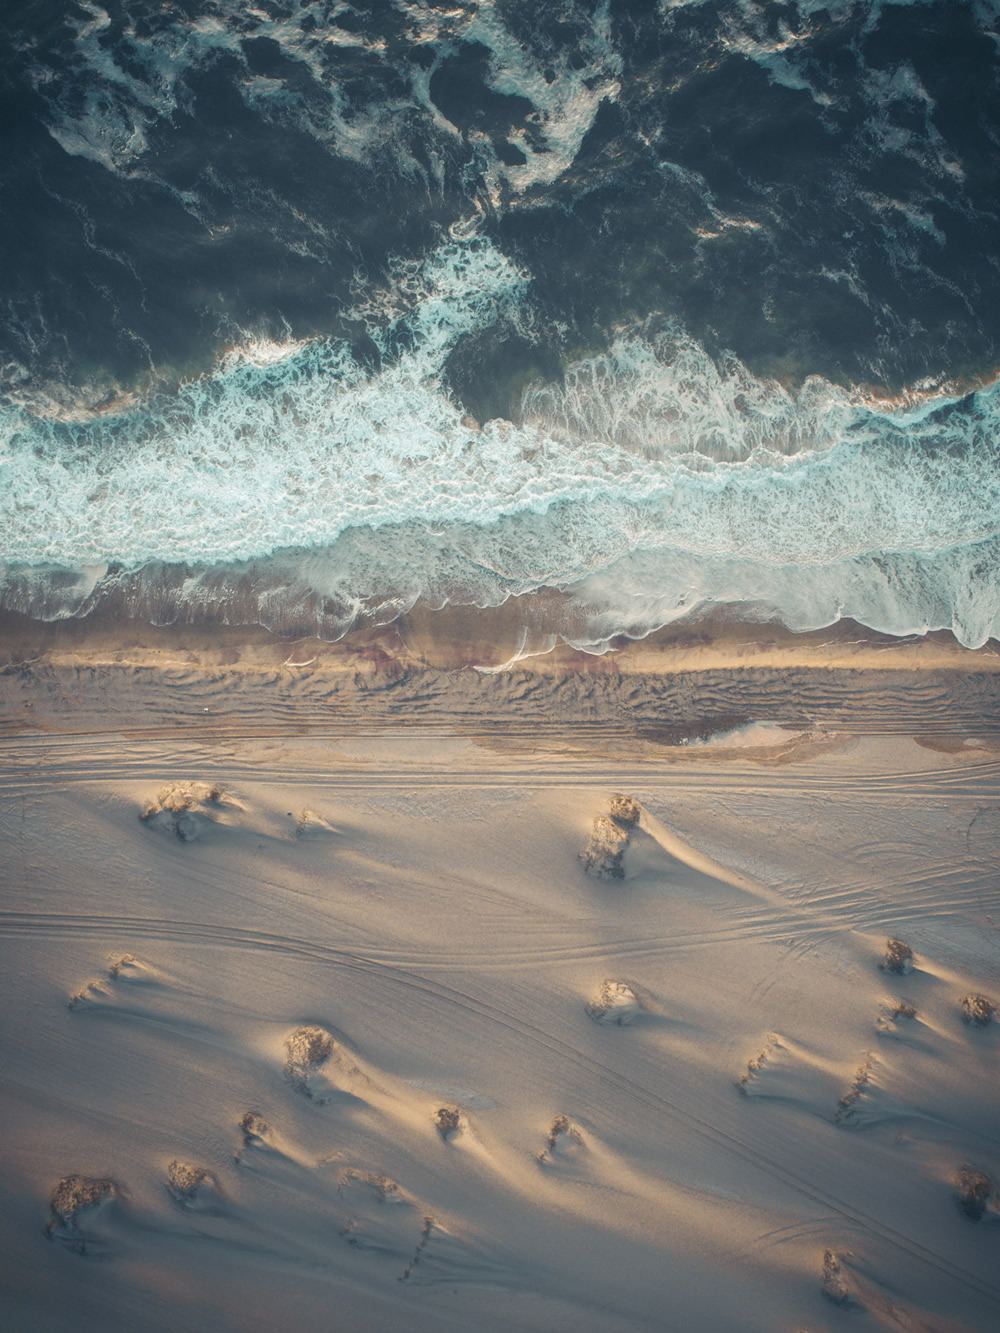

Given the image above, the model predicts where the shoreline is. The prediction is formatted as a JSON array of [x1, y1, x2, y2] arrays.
[[3, 603, 998, 676], [3, 605, 998, 746]]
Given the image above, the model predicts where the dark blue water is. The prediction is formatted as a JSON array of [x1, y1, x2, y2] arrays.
[[2, 0, 999, 646]]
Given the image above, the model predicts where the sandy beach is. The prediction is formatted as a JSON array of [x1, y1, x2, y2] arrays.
[[1, 611, 998, 1331]]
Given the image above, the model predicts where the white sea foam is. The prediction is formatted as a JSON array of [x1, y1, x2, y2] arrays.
[[2, 235, 999, 646]]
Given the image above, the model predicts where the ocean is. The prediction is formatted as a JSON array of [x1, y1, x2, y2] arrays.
[[2, 0, 999, 648]]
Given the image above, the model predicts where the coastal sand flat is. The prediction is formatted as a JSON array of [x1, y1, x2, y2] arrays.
[[1, 638, 999, 1331]]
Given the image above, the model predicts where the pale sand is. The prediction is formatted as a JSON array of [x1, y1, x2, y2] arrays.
[[1, 613, 999, 1331]]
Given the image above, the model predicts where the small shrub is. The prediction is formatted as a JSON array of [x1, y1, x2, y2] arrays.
[[285, 1026, 333, 1070], [580, 815, 629, 879], [959, 994, 996, 1026], [835, 1056, 874, 1125], [820, 1250, 849, 1305], [47, 1175, 116, 1250], [608, 795, 641, 827], [880, 939, 913, 974], [585, 979, 640, 1025], [435, 1107, 460, 1139], [956, 1166, 993, 1221], [240, 1111, 268, 1145], [166, 1161, 214, 1205]]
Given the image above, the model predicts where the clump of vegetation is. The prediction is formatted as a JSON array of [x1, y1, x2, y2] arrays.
[[286, 1026, 333, 1069], [240, 1111, 269, 1146], [166, 1161, 214, 1207], [888, 1000, 917, 1020], [955, 1166, 993, 1221], [139, 781, 233, 840], [585, 979, 641, 1025], [959, 993, 996, 1026], [581, 815, 630, 878], [835, 1056, 874, 1125], [580, 795, 643, 878], [607, 795, 641, 827], [46, 1176, 115, 1249], [538, 1114, 583, 1164], [435, 1107, 460, 1140], [736, 1035, 777, 1093], [285, 1026, 335, 1094], [820, 1250, 849, 1305], [879, 939, 914, 974]]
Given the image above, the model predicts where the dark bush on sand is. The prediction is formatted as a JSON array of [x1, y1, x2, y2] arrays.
[[580, 815, 630, 878], [820, 1250, 849, 1305], [955, 1166, 993, 1221], [240, 1111, 269, 1145], [46, 1175, 115, 1249], [959, 993, 996, 1026], [607, 795, 641, 827], [879, 939, 913, 974], [580, 795, 643, 878], [166, 1161, 217, 1207], [435, 1106, 460, 1139]]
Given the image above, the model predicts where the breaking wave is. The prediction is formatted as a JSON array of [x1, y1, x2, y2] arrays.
[[2, 236, 998, 648]]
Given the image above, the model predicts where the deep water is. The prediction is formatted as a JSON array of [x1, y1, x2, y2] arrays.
[[2, 0, 1000, 646]]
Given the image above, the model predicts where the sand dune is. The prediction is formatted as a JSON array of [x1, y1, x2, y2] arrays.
[[1, 622, 999, 1330]]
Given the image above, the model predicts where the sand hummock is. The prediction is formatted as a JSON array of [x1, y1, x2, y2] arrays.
[[958, 993, 997, 1026], [2, 610, 999, 1332], [585, 979, 643, 1026], [880, 938, 915, 975], [955, 1166, 995, 1222], [45, 1176, 117, 1254]]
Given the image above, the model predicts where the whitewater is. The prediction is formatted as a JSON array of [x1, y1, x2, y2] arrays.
[[2, 235, 998, 647]]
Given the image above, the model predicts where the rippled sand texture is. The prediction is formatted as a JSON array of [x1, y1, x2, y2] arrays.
[[1, 636, 999, 1331]]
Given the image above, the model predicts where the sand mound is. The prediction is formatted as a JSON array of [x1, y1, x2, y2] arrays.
[[875, 999, 917, 1034], [580, 794, 644, 878], [284, 1025, 337, 1097], [46, 1175, 116, 1253], [820, 1249, 850, 1305], [735, 1034, 833, 1113], [834, 1055, 875, 1125], [736, 1035, 778, 1093], [955, 1166, 994, 1221], [238, 1111, 271, 1158], [585, 980, 642, 1026], [139, 781, 242, 841], [337, 1171, 427, 1269], [68, 953, 151, 1010], [538, 1115, 584, 1165], [166, 1161, 218, 1209], [607, 795, 641, 827], [879, 939, 914, 975], [295, 808, 338, 839], [959, 993, 996, 1026], [581, 817, 630, 879]]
